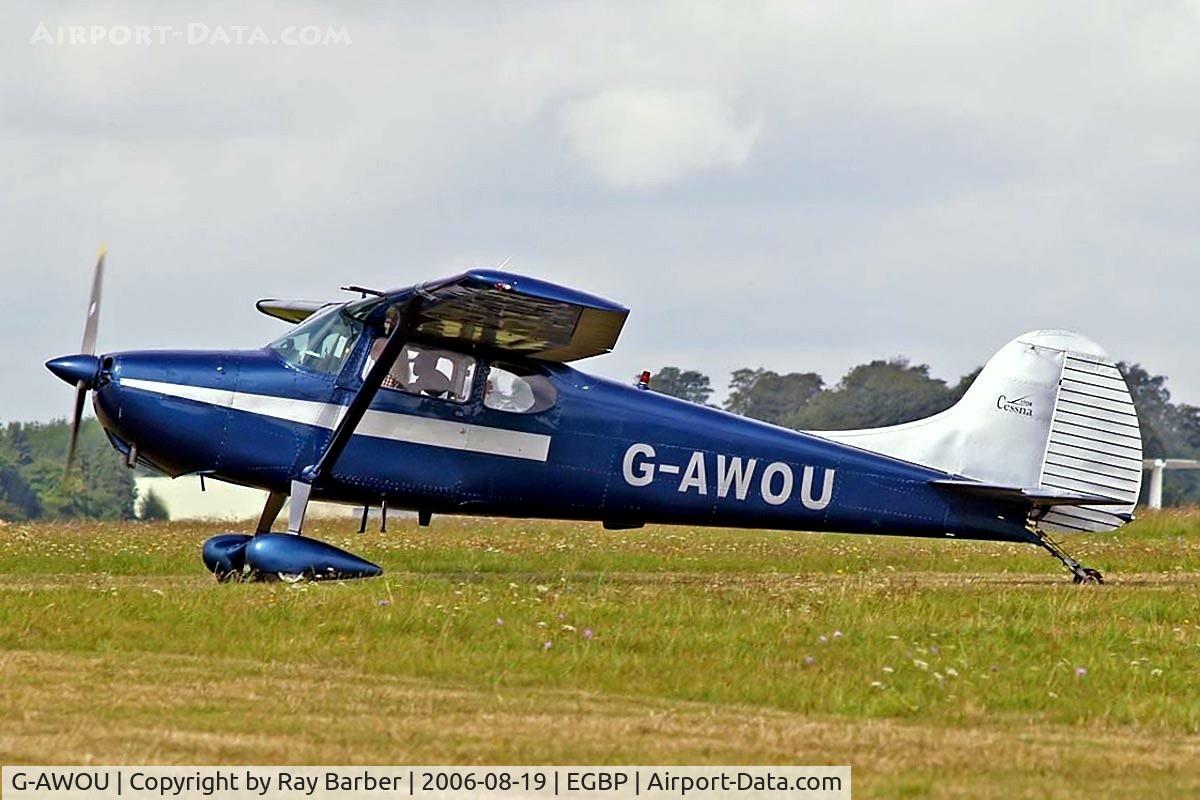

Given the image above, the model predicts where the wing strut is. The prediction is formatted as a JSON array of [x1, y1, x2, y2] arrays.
[[286, 294, 422, 534]]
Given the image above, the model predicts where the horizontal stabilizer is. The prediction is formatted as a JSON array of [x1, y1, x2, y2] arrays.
[[931, 479, 1124, 508]]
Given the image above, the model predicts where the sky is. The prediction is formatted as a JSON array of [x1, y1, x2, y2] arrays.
[[2, 1, 1199, 423]]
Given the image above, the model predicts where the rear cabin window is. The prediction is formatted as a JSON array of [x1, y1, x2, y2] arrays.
[[484, 364, 557, 414], [364, 341, 476, 403]]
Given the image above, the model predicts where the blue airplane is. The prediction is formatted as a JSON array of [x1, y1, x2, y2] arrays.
[[47, 249, 1143, 583]]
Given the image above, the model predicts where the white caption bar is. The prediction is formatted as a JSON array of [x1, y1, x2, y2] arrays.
[[3, 767, 850, 800]]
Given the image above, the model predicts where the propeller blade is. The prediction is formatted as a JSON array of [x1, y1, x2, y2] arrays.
[[80, 244, 106, 355], [62, 244, 106, 481], [64, 380, 88, 478]]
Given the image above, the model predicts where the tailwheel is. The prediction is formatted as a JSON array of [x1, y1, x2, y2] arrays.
[[1029, 525, 1105, 585]]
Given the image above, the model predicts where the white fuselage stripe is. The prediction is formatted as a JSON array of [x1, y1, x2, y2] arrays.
[[120, 378, 551, 462]]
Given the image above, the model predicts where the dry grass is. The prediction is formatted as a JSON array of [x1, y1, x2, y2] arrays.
[[2, 510, 1200, 798]]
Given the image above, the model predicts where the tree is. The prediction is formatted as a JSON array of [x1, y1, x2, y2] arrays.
[[1120, 363, 1174, 459], [724, 369, 824, 426], [788, 359, 958, 430], [950, 367, 982, 403], [0, 438, 39, 520], [651, 367, 713, 405], [0, 419, 136, 520], [6, 423, 33, 466], [1120, 362, 1200, 505], [138, 488, 170, 521]]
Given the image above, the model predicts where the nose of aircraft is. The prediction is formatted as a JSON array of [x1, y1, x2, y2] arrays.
[[45, 354, 102, 388]]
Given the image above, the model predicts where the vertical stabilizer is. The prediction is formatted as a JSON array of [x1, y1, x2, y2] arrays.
[[811, 330, 1142, 533]]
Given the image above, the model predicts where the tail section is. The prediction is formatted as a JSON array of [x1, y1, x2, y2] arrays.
[[811, 330, 1143, 533]]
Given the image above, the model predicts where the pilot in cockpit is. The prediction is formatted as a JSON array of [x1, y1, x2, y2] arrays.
[[407, 350, 452, 399]]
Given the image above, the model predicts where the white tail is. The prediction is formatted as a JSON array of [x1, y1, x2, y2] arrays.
[[810, 330, 1143, 533]]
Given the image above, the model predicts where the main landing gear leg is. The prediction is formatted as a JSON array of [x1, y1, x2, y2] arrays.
[[257, 491, 287, 534], [1029, 525, 1103, 584]]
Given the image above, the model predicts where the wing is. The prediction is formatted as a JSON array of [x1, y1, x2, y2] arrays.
[[256, 299, 332, 324], [352, 269, 629, 362]]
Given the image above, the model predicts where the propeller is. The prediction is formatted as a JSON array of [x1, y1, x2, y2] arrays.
[[45, 245, 106, 479]]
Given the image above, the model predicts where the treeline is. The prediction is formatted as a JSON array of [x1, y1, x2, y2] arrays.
[[0, 419, 136, 521], [653, 360, 1200, 506]]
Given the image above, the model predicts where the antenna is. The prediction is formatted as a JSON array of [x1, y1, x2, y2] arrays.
[[340, 285, 384, 299], [496, 255, 513, 272]]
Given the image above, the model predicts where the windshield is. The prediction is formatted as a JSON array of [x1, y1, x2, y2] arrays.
[[267, 306, 362, 375]]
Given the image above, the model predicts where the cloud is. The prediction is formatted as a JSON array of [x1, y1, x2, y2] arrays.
[[4, 2, 1200, 422], [560, 88, 761, 189]]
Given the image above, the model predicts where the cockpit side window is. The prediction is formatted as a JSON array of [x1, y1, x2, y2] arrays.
[[267, 307, 361, 376], [485, 364, 557, 414], [363, 341, 476, 403]]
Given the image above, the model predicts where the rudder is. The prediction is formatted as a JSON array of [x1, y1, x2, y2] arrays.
[[1037, 348, 1142, 532]]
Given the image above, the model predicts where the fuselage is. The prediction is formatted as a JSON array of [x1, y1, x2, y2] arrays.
[[88, 305, 1034, 544]]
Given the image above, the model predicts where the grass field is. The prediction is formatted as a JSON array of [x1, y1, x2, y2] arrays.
[[1, 512, 1199, 798]]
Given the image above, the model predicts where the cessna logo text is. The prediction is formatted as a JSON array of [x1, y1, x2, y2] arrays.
[[622, 443, 835, 509], [996, 394, 1033, 417]]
